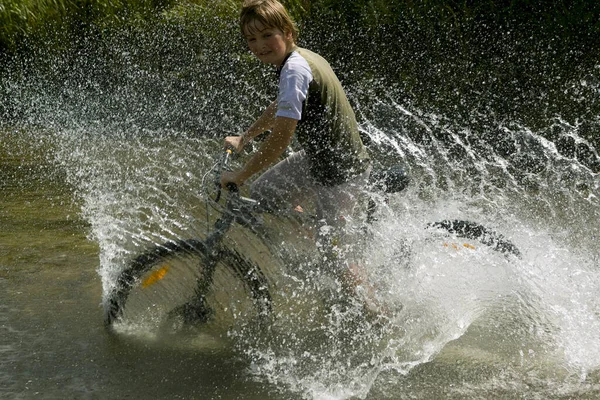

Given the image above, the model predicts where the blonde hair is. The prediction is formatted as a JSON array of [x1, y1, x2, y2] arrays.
[[240, 0, 298, 42]]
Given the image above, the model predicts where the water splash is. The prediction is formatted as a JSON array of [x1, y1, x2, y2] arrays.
[[1, 20, 599, 399]]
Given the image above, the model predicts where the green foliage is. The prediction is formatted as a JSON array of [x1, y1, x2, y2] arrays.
[[3, 0, 599, 54], [0, 0, 238, 53], [0, 0, 69, 51], [0, 0, 167, 52]]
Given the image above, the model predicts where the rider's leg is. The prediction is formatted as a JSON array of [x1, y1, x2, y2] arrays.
[[249, 150, 318, 214], [251, 155, 377, 311], [313, 167, 372, 299]]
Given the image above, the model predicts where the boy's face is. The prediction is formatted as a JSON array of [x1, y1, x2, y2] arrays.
[[243, 19, 294, 66]]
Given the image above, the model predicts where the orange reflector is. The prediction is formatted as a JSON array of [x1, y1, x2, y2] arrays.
[[142, 266, 170, 288], [443, 242, 476, 251]]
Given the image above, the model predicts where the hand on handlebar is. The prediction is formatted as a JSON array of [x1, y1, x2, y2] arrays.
[[224, 135, 246, 153]]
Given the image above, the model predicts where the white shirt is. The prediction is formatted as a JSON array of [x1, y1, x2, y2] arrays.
[[276, 51, 313, 120]]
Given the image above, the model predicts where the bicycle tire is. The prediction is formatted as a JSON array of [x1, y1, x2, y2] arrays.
[[428, 219, 521, 257], [104, 238, 272, 330]]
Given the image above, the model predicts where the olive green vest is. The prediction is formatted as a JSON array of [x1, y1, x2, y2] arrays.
[[291, 47, 370, 186]]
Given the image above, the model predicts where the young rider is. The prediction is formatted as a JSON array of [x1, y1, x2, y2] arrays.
[[221, 0, 372, 300]]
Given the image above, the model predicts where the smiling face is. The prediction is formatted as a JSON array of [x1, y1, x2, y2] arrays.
[[243, 19, 294, 66]]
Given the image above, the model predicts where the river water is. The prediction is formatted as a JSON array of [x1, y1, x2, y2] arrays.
[[2, 18, 600, 400]]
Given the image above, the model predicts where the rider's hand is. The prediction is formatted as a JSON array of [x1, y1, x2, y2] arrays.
[[220, 170, 245, 189], [224, 135, 246, 153]]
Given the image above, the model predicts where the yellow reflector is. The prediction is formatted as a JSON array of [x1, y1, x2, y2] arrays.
[[443, 242, 476, 251], [142, 266, 170, 288]]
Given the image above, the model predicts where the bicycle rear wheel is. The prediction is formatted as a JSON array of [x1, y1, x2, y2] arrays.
[[104, 239, 271, 334], [428, 220, 521, 257]]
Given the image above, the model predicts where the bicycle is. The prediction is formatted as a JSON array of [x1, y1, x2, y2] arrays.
[[103, 149, 520, 332]]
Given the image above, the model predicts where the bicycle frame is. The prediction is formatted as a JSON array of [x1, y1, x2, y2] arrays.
[[203, 150, 261, 251]]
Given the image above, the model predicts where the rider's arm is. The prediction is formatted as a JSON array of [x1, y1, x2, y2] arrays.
[[221, 115, 297, 187], [243, 100, 278, 144], [225, 101, 278, 152]]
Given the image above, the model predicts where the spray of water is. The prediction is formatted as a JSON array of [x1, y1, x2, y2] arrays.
[[2, 17, 599, 399]]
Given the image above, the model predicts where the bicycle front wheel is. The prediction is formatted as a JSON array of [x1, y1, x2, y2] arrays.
[[104, 239, 272, 334]]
